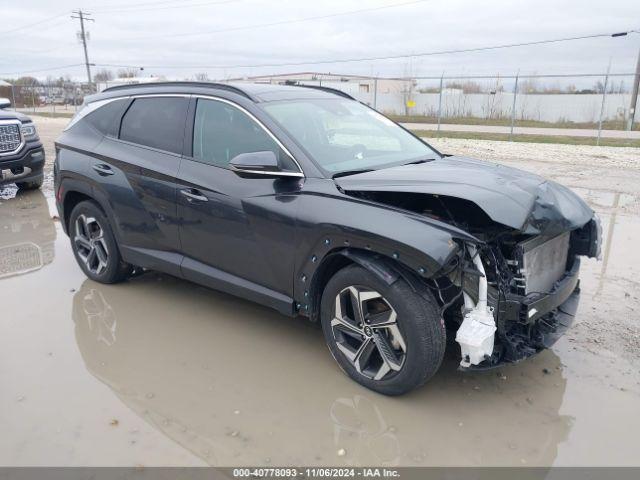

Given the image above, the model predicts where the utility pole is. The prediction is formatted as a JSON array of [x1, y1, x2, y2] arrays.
[[628, 46, 640, 131], [71, 10, 94, 90]]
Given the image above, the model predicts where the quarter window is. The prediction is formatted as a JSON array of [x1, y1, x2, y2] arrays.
[[120, 97, 188, 154], [192, 98, 297, 171], [85, 98, 128, 137]]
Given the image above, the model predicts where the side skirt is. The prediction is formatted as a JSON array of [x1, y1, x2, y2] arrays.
[[120, 245, 296, 317]]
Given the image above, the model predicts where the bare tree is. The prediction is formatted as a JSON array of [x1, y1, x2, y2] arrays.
[[593, 81, 605, 94], [445, 81, 483, 94], [194, 72, 210, 82], [400, 62, 416, 116], [94, 69, 114, 82], [117, 68, 138, 79], [520, 76, 540, 94]]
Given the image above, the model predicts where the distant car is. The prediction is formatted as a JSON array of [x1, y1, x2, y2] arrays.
[[64, 96, 83, 106], [0, 98, 44, 190], [54, 82, 601, 395]]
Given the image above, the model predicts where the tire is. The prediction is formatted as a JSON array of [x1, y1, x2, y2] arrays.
[[321, 264, 446, 395], [69, 200, 132, 284], [16, 173, 44, 190]]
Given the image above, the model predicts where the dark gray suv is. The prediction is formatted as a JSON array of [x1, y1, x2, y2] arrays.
[[54, 82, 601, 395]]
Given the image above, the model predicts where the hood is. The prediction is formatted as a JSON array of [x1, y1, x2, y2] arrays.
[[334, 156, 594, 235], [0, 109, 30, 122]]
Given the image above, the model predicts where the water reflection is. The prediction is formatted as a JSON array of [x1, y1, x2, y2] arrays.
[[330, 396, 401, 466], [72, 274, 572, 466], [0, 190, 56, 279]]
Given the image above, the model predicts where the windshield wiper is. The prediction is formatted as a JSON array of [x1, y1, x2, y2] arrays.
[[332, 169, 375, 179]]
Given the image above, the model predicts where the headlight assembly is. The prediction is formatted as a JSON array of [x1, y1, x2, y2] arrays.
[[21, 123, 38, 140]]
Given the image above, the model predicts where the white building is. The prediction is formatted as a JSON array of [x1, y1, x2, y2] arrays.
[[229, 72, 415, 96]]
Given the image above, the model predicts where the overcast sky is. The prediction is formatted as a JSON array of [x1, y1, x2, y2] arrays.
[[1, 0, 638, 84]]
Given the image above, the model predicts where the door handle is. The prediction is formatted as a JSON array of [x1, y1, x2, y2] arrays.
[[92, 164, 115, 176], [180, 188, 209, 203]]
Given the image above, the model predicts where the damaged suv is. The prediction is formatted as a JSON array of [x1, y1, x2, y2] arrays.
[[54, 82, 601, 395]]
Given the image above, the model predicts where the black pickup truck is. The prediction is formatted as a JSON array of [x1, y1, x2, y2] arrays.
[[0, 98, 44, 190]]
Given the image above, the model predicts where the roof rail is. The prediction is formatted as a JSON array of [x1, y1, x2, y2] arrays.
[[101, 81, 255, 101], [293, 84, 356, 100]]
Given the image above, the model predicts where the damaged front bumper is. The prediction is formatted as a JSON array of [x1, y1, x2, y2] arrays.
[[461, 257, 581, 370]]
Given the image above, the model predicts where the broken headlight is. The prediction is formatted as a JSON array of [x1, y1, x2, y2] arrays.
[[569, 214, 602, 260]]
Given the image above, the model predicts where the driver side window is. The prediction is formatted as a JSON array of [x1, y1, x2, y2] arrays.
[[192, 98, 297, 171]]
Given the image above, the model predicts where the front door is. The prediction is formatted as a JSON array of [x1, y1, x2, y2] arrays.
[[177, 97, 302, 311]]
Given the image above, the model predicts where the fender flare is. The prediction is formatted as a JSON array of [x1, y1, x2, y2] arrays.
[[305, 247, 442, 321], [59, 176, 122, 241]]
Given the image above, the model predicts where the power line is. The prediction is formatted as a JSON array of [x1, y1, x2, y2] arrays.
[[0, 64, 85, 77], [92, 0, 240, 14], [7, 42, 77, 56], [96, 29, 640, 71], [91, 0, 208, 10], [4, 28, 636, 78], [0, 12, 67, 36], [117, 0, 431, 41]]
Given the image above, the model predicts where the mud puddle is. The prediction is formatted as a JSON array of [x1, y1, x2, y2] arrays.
[[0, 189, 638, 467]]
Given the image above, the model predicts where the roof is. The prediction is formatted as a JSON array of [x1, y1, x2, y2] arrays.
[[98, 81, 354, 103], [0, 80, 12, 87]]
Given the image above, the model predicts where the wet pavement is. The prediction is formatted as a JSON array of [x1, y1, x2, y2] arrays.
[[0, 119, 639, 466]]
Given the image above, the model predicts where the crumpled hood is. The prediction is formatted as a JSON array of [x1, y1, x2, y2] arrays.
[[334, 156, 594, 235]]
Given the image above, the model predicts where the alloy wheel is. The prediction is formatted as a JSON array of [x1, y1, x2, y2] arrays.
[[331, 286, 407, 381], [74, 214, 109, 275]]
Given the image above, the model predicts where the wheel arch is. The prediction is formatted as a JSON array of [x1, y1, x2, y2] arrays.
[[59, 177, 119, 240], [305, 247, 444, 322]]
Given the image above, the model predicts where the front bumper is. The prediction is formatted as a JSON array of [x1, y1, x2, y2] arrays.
[[464, 257, 581, 370], [0, 145, 45, 185]]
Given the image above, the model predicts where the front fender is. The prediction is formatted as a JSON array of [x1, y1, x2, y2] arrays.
[[293, 191, 462, 314]]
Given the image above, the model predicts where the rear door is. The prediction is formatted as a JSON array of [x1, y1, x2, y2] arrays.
[[176, 96, 302, 311], [94, 95, 189, 270]]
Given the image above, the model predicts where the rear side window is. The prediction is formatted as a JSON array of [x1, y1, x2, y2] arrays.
[[120, 97, 188, 154], [192, 98, 298, 171], [84, 98, 128, 137]]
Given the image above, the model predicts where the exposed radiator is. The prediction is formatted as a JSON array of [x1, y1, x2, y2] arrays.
[[517, 232, 570, 294]]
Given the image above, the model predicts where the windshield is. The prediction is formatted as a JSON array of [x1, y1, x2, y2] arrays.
[[262, 98, 438, 174]]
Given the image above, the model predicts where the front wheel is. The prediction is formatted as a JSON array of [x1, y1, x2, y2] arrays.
[[321, 264, 446, 395]]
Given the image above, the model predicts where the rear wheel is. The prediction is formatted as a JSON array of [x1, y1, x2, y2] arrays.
[[69, 200, 132, 283], [321, 264, 446, 395]]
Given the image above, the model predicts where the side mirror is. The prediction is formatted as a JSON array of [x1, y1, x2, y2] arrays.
[[229, 151, 303, 178], [0, 98, 11, 109]]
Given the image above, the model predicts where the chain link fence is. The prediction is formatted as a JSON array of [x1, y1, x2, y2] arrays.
[[0, 81, 88, 118], [233, 71, 640, 144], [2, 72, 639, 144]]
